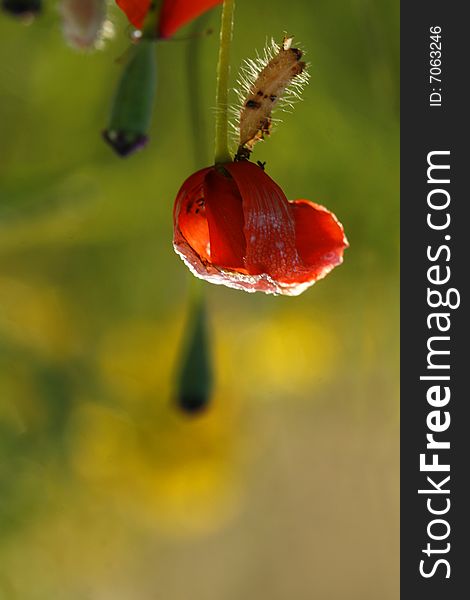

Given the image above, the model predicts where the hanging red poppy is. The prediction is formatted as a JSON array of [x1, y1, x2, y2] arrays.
[[173, 161, 348, 296]]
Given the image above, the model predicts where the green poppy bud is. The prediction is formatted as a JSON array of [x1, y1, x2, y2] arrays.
[[176, 297, 213, 414], [2, 0, 41, 17], [103, 39, 157, 157]]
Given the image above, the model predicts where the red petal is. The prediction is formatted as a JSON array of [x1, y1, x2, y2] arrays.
[[292, 199, 348, 280], [115, 0, 222, 37], [173, 167, 211, 263], [115, 0, 148, 28], [225, 161, 301, 279], [203, 168, 246, 269], [159, 0, 222, 38]]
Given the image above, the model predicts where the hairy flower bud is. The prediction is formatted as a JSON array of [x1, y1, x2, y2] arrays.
[[59, 0, 109, 51], [234, 37, 309, 161]]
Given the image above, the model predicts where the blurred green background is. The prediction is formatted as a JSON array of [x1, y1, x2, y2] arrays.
[[0, 1, 399, 598]]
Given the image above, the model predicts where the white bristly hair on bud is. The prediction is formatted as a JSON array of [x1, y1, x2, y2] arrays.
[[232, 36, 310, 160]]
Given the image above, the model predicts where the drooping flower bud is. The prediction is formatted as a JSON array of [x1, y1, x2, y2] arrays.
[[176, 294, 213, 414], [59, 0, 110, 51], [234, 36, 309, 161], [2, 0, 41, 18], [103, 38, 157, 157]]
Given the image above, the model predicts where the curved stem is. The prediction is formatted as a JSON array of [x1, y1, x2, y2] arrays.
[[214, 0, 235, 164]]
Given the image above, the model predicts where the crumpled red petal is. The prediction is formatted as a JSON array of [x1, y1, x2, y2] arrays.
[[203, 168, 246, 269], [173, 167, 211, 263], [115, 0, 222, 38], [224, 161, 301, 280], [292, 199, 348, 281]]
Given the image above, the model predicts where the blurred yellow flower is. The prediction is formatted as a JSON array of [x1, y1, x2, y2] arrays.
[[69, 396, 243, 536], [0, 276, 76, 359]]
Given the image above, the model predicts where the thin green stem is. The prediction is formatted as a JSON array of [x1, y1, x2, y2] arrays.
[[214, 0, 235, 164], [186, 12, 212, 168]]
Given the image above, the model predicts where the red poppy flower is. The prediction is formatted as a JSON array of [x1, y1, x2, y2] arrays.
[[173, 161, 348, 296], [116, 0, 222, 39]]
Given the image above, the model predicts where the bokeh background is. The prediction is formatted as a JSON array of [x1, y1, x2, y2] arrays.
[[0, 1, 399, 598]]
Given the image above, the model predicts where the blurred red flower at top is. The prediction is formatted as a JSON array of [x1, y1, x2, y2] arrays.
[[116, 0, 222, 38], [173, 161, 348, 296]]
